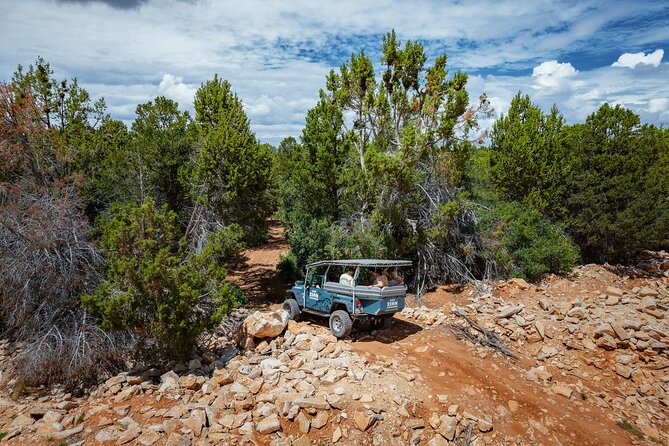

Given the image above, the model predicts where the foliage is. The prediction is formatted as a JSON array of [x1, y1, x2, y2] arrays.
[[478, 202, 580, 282], [193, 75, 273, 244], [489, 92, 569, 215], [0, 81, 126, 388], [277, 252, 301, 282], [277, 31, 493, 292], [131, 96, 195, 216], [82, 199, 243, 359], [562, 104, 669, 262]]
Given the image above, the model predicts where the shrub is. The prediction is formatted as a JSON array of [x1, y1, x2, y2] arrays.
[[82, 199, 243, 359], [277, 252, 301, 282], [480, 202, 579, 282]]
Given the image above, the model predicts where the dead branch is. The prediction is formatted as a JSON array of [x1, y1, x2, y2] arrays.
[[450, 307, 517, 359]]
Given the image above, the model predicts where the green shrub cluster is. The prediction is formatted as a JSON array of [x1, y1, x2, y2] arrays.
[[479, 202, 580, 282], [82, 199, 244, 359], [490, 94, 668, 264]]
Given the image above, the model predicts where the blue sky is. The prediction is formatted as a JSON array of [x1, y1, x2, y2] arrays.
[[2, 0, 668, 145]]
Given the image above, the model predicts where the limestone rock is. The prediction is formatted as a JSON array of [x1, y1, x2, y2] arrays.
[[212, 368, 233, 385], [159, 371, 179, 392], [638, 287, 658, 297], [256, 414, 282, 434], [498, 305, 523, 318], [639, 297, 657, 311], [606, 286, 624, 298], [437, 415, 457, 441], [552, 383, 572, 399], [243, 310, 289, 339], [596, 333, 618, 350], [296, 411, 311, 434], [295, 396, 330, 410], [95, 430, 118, 442], [610, 322, 631, 341], [312, 411, 328, 429], [353, 411, 376, 431], [615, 363, 632, 379], [332, 426, 343, 443], [293, 435, 312, 446], [11, 413, 34, 427], [478, 419, 493, 432]]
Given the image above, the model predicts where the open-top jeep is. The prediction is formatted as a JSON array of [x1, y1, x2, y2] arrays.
[[283, 259, 411, 338]]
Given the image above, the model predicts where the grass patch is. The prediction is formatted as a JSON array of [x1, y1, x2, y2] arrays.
[[0, 432, 7, 441], [10, 382, 27, 400], [617, 419, 645, 440]]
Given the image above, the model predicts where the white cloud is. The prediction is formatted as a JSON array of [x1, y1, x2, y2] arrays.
[[158, 74, 196, 108], [1, 0, 668, 144], [647, 98, 668, 114], [612, 49, 664, 69], [470, 62, 669, 132], [532, 60, 578, 88]]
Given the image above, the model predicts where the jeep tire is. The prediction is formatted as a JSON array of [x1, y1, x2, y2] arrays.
[[283, 298, 301, 321], [329, 310, 353, 338]]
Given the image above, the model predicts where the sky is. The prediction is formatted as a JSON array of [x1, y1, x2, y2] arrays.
[[2, 0, 668, 146]]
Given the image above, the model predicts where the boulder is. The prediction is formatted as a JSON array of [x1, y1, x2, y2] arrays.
[[596, 334, 618, 350], [159, 371, 179, 392], [437, 415, 458, 440], [243, 310, 290, 339], [353, 411, 376, 431], [256, 414, 281, 434]]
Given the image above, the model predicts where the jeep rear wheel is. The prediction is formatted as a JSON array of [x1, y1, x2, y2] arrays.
[[329, 310, 353, 338], [283, 298, 301, 321]]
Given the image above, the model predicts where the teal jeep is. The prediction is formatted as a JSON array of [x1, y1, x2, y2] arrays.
[[283, 259, 411, 338]]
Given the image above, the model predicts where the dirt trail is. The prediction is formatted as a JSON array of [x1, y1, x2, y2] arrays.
[[353, 325, 629, 445], [227, 221, 289, 306]]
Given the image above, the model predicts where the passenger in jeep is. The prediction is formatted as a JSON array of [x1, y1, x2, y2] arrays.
[[339, 268, 354, 286], [371, 269, 389, 288]]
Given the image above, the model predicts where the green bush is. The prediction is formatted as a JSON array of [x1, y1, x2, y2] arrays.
[[277, 252, 301, 282], [82, 199, 243, 359], [480, 202, 579, 282]]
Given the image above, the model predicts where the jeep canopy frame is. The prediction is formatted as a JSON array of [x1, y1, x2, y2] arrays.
[[305, 259, 412, 287]]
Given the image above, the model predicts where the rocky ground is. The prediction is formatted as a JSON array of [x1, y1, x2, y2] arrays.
[[1, 234, 667, 445]]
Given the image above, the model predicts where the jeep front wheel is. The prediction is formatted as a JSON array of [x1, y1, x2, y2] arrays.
[[329, 310, 353, 338], [283, 298, 301, 321]]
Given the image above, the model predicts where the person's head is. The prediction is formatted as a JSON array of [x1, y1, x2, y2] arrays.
[[346, 268, 354, 276]]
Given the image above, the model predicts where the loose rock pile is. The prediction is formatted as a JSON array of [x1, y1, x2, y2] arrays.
[[1, 310, 496, 446], [403, 265, 669, 443]]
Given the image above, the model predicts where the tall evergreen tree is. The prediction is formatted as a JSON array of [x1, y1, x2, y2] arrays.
[[192, 75, 273, 243], [131, 96, 194, 216], [563, 104, 669, 262], [489, 92, 569, 216]]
